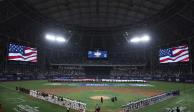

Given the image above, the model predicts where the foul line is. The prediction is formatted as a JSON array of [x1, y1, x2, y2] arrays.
[[0, 84, 15, 91]]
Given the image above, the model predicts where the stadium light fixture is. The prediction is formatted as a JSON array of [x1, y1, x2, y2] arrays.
[[130, 34, 150, 43], [45, 34, 67, 43], [130, 37, 141, 43], [56, 36, 66, 43], [45, 34, 55, 41], [141, 35, 150, 42]]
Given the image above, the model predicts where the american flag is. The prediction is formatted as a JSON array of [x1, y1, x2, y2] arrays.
[[8, 44, 37, 62], [159, 45, 189, 63]]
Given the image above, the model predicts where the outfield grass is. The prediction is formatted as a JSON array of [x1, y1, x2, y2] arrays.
[[0, 80, 194, 112]]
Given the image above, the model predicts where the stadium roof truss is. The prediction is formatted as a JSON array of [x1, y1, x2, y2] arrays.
[[0, 0, 194, 44], [9, 0, 180, 29]]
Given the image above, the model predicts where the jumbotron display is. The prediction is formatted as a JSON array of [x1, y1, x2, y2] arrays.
[[159, 45, 189, 63], [8, 43, 37, 62], [88, 50, 108, 59]]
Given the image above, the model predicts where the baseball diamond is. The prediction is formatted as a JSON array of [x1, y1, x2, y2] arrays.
[[0, 0, 194, 112], [1, 80, 194, 112]]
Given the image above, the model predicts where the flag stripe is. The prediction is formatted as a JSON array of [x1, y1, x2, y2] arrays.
[[160, 51, 188, 60], [8, 55, 37, 60], [160, 54, 189, 63], [9, 57, 37, 62], [8, 44, 37, 62], [25, 49, 37, 54], [160, 45, 189, 63], [172, 48, 188, 55], [8, 53, 37, 58], [173, 49, 188, 57]]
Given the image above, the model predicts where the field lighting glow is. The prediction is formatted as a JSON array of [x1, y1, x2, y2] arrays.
[[141, 35, 150, 41], [130, 37, 141, 43], [46, 34, 55, 41], [45, 34, 66, 43], [130, 34, 150, 43], [56, 36, 66, 42]]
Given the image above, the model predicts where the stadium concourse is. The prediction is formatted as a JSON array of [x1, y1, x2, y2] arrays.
[[0, 0, 194, 112]]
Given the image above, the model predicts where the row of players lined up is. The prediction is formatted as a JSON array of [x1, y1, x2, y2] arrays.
[[122, 90, 180, 112], [16, 87, 86, 112]]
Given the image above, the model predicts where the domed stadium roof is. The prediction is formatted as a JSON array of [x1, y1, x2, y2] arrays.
[[0, 0, 193, 45], [23, 0, 175, 28]]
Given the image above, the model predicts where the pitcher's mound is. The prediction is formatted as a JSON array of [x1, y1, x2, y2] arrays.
[[90, 96, 110, 100]]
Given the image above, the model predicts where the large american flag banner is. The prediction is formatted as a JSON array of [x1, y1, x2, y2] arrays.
[[159, 45, 189, 63], [8, 43, 37, 62]]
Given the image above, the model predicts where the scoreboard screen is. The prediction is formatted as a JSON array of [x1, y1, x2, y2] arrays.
[[88, 50, 108, 59]]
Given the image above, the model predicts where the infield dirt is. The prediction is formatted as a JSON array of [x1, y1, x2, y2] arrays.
[[39, 87, 162, 97]]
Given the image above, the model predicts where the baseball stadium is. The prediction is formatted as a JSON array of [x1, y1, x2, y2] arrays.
[[0, 0, 194, 112]]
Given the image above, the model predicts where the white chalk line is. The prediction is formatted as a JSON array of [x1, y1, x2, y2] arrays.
[[6, 97, 26, 104], [0, 84, 26, 104]]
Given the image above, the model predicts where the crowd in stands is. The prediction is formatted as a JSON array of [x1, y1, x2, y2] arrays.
[[110, 67, 152, 80], [46, 66, 86, 79], [58, 66, 86, 76], [0, 63, 193, 83], [152, 65, 192, 82]]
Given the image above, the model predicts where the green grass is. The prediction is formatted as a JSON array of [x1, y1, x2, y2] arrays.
[[60, 90, 145, 112], [0, 85, 72, 112], [136, 81, 194, 112], [0, 80, 194, 112]]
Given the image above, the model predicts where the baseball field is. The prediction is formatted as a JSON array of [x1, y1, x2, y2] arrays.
[[0, 80, 194, 112]]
